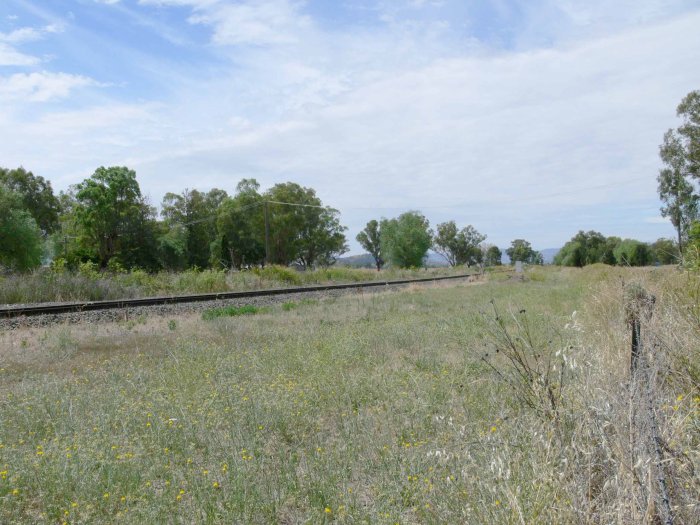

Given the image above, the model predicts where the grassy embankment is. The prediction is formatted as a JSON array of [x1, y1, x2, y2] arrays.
[[0, 266, 698, 523], [0, 265, 467, 305]]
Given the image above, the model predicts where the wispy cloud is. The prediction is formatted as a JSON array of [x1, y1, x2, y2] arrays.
[[0, 42, 38, 66], [0, 72, 97, 102]]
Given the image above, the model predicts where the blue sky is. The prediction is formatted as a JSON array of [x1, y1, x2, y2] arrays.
[[2, 0, 700, 253]]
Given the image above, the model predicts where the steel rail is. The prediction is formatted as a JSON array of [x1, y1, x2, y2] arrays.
[[1, 272, 484, 319]]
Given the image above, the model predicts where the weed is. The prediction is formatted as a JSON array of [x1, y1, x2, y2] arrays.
[[202, 304, 263, 320]]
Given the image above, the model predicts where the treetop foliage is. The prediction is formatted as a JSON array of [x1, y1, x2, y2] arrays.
[[0, 166, 61, 233], [506, 239, 543, 265], [555, 230, 675, 267], [433, 221, 486, 267], [380, 211, 433, 268]]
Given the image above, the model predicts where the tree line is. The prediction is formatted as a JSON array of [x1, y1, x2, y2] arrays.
[[553, 231, 675, 267], [1, 164, 546, 273], [0, 167, 348, 272], [355, 213, 542, 270]]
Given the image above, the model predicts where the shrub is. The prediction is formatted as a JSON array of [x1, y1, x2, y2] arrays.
[[202, 304, 263, 320], [253, 265, 302, 285]]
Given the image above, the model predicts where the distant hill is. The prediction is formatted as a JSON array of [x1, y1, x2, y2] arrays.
[[540, 248, 560, 264]]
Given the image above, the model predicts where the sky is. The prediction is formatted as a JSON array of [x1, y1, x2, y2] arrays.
[[1, 0, 700, 253]]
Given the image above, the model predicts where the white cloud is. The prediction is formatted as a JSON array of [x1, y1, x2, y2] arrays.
[[0, 23, 64, 43], [0, 42, 39, 66], [0, 72, 98, 102], [0, 23, 65, 66]]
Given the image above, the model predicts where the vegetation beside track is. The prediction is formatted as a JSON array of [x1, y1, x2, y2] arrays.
[[0, 265, 470, 306]]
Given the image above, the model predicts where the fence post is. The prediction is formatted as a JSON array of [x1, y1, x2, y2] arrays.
[[624, 284, 655, 374]]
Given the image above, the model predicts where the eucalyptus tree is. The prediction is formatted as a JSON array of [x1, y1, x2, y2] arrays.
[[433, 221, 486, 267], [356, 219, 384, 271], [161, 187, 228, 269]]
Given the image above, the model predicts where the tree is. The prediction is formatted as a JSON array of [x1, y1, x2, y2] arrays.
[[0, 166, 61, 233], [433, 221, 486, 267], [74, 166, 156, 269], [215, 179, 265, 269], [650, 238, 679, 265], [658, 129, 698, 253], [676, 90, 700, 179], [614, 239, 652, 267], [483, 245, 502, 266], [554, 231, 608, 267], [264, 182, 347, 268], [296, 206, 348, 268], [356, 220, 384, 271], [0, 183, 43, 271], [157, 222, 188, 270], [506, 239, 542, 265], [602, 236, 621, 265], [161, 188, 228, 268], [380, 211, 433, 268]]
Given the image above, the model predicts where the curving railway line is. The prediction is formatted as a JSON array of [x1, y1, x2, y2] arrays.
[[0, 272, 485, 320]]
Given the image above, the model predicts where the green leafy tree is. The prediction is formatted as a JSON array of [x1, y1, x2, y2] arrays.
[[0, 167, 61, 233], [685, 221, 700, 266], [613, 239, 652, 267], [264, 182, 347, 267], [380, 211, 433, 268], [0, 183, 43, 271], [296, 206, 348, 268], [161, 188, 228, 269], [506, 239, 543, 265], [74, 166, 156, 269], [602, 236, 621, 265], [433, 221, 486, 267], [650, 238, 679, 265], [676, 90, 700, 179], [215, 179, 265, 269], [157, 222, 188, 270], [554, 231, 608, 267], [356, 220, 384, 271], [658, 129, 698, 253], [483, 245, 502, 266]]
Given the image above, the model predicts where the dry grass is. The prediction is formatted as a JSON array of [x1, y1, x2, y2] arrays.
[[0, 266, 698, 524]]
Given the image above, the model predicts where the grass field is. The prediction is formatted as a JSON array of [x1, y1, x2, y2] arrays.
[[0, 266, 698, 523]]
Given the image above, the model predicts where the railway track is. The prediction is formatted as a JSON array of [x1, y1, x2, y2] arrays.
[[1, 272, 482, 319]]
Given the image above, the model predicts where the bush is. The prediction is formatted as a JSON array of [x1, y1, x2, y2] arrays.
[[253, 265, 302, 285]]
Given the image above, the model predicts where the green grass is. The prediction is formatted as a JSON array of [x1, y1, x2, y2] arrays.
[[201, 305, 264, 320], [1, 266, 697, 523]]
